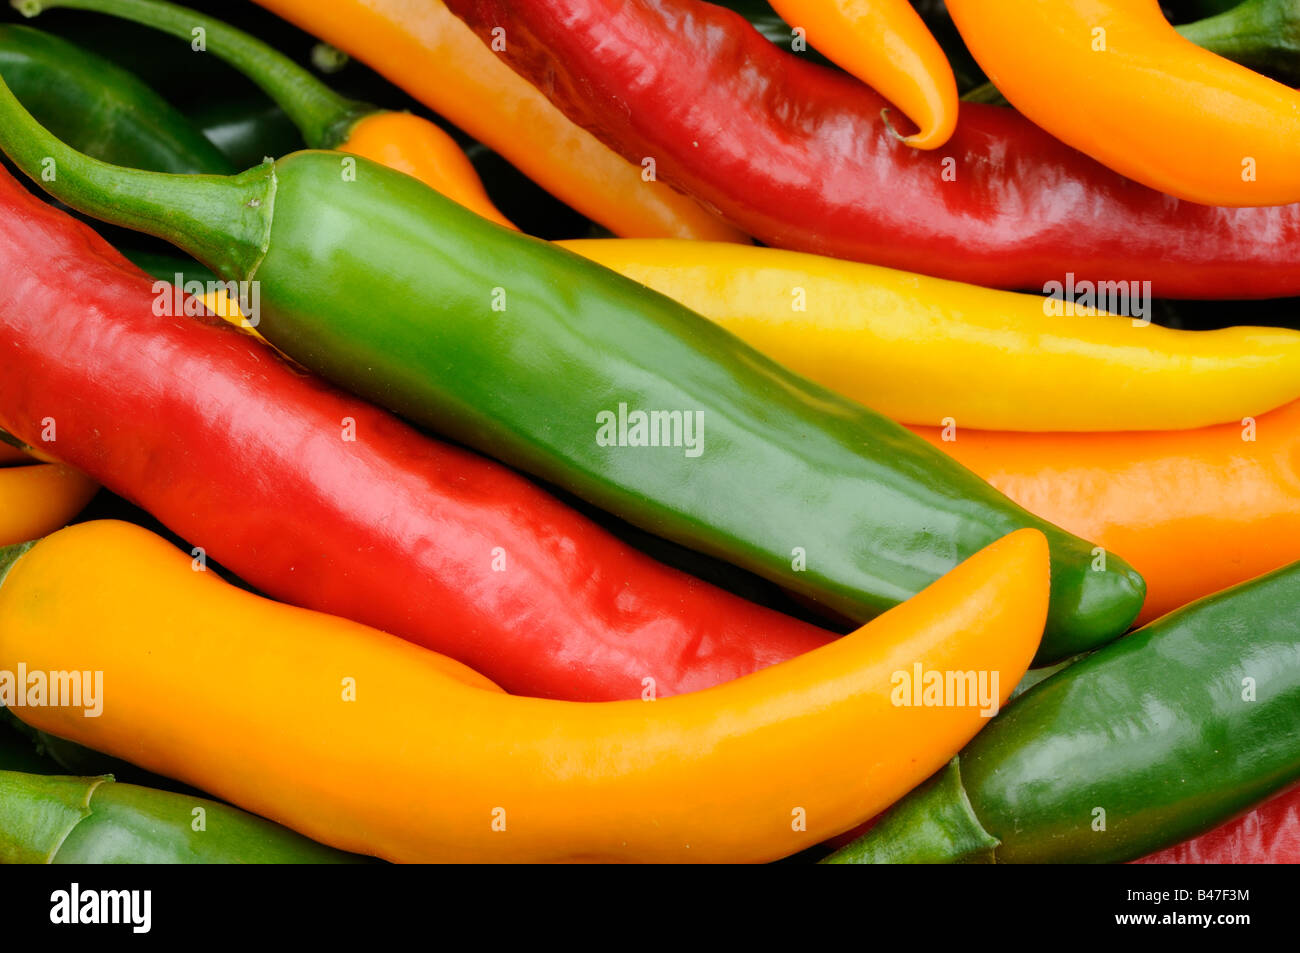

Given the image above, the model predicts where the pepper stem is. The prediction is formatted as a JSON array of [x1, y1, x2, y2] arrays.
[[0, 64, 273, 280], [821, 758, 1000, 864], [14, 0, 376, 148]]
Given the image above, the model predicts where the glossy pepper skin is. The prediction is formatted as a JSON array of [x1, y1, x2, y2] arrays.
[[911, 399, 1300, 625], [188, 97, 303, 172], [1180, 0, 1300, 84], [827, 560, 1300, 864], [971, 0, 1300, 100], [0, 460, 98, 546], [947, 0, 1300, 207], [764, 0, 961, 148], [0, 163, 834, 702], [0, 771, 368, 863], [446, 0, 1300, 298], [21, 0, 515, 229], [250, 0, 744, 242], [0, 22, 231, 174], [563, 240, 1300, 432], [766, 0, 957, 149], [0, 521, 1049, 864], [0, 84, 1147, 661], [1135, 784, 1300, 864]]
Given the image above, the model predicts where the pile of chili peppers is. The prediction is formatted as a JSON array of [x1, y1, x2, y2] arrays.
[[0, 0, 1296, 866]]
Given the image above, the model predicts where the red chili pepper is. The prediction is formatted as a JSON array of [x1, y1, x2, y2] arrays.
[[446, 0, 1300, 298], [1133, 785, 1300, 864], [0, 165, 832, 701]]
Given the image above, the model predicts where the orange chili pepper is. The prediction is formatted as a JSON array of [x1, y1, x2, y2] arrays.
[[0, 520, 1048, 863], [0, 462, 98, 546], [767, 0, 957, 149], [947, 0, 1300, 206], [339, 112, 512, 229], [911, 400, 1300, 625], [253, 0, 746, 240]]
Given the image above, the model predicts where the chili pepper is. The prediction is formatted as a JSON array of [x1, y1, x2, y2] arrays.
[[0, 520, 1049, 863], [910, 399, 1300, 625], [189, 96, 304, 171], [246, 0, 742, 241], [715, 0, 832, 67], [444, 0, 1300, 298], [947, 0, 1300, 207], [21, 0, 515, 229], [766, 0, 957, 149], [827, 558, 1300, 864], [965, 0, 1300, 104], [562, 240, 1300, 432], [1135, 784, 1300, 864], [1179, 0, 1300, 84], [0, 22, 230, 174], [0, 82, 1147, 661], [0, 162, 838, 702], [0, 462, 98, 547], [902, 0, 988, 93], [119, 248, 252, 330], [0, 771, 369, 863]]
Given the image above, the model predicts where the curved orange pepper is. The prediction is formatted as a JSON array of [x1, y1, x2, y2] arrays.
[[0, 462, 98, 546], [254, 0, 746, 241], [340, 111, 515, 229], [0, 520, 1048, 863], [911, 399, 1300, 625], [946, 0, 1300, 206], [768, 0, 957, 149]]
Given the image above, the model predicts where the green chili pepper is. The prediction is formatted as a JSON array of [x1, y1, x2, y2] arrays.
[[119, 247, 221, 285], [189, 97, 305, 171], [0, 73, 1146, 662], [0, 23, 230, 174], [826, 559, 1300, 864], [0, 770, 370, 863], [1178, 0, 1300, 83]]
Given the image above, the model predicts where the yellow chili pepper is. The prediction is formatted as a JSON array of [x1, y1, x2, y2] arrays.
[[561, 239, 1300, 432], [253, 0, 746, 241], [0, 520, 1048, 863], [767, 0, 957, 149], [0, 462, 98, 546], [946, 0, 1300, 207]]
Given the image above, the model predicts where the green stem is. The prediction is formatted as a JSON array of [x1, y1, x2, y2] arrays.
[[0, 62, 274, 280], [821, 759, 1000, 864], [0, 770, 107, 863], [14, 0, 375, 147]]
